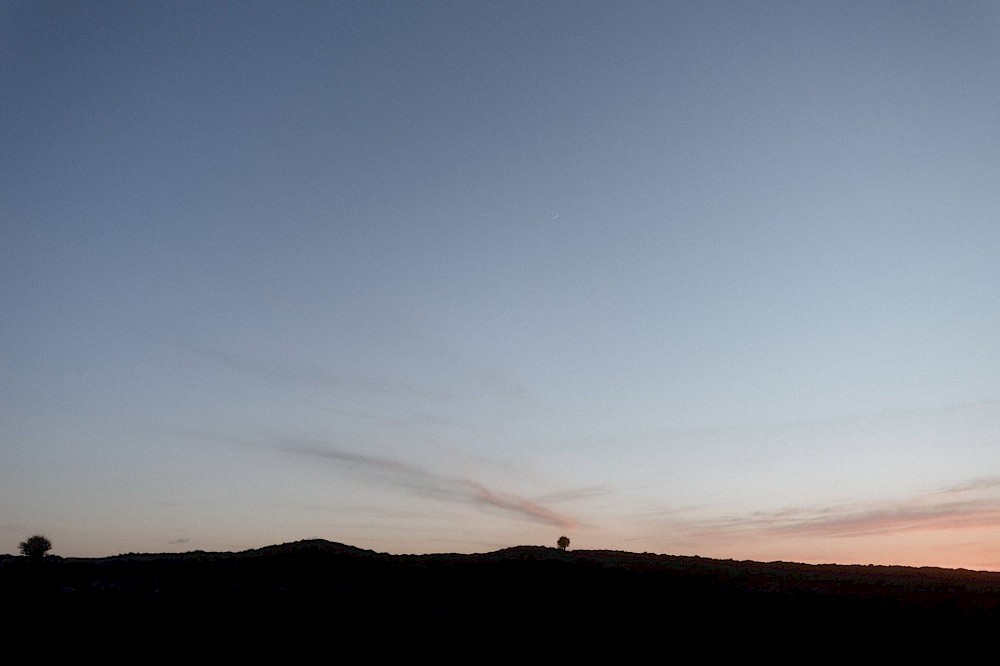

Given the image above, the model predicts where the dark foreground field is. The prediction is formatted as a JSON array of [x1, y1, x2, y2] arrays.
[[3, 539, 999, 650]]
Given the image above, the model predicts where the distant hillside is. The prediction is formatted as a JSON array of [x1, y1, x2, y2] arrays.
[[4, 540, 999, 643]]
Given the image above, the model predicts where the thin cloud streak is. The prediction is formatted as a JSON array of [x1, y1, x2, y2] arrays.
[[940, 477, 1000, 494], [764, 504, 1000, 538], [469, 483, 578, 529], [180, 343, 452, 400], [284, 445, 578, 529], [533, 486, 612, 503], [691, 477, 1000, 540]]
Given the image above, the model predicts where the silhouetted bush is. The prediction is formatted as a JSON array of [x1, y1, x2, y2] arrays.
[[18, 535, 51, 560]]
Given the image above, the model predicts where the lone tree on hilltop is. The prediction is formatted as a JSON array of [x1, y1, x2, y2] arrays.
[[557, 535, 570, 551], [18, 535, 52, 560]]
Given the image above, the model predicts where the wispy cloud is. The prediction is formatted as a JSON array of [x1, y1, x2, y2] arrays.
[[468, 483, 578, 528], [176, 341, 537, 435], [533, 486, 612, 504], [939, 477, 1000, 494], [764, 503, 1000, 538], [179, 343, 452, 400], [168, 538, 190, 545], [693, 477, 1000, 539], [284, 445, 578, 529]]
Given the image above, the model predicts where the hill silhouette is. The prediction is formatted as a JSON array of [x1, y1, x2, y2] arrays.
[[3, 540, 999, 648]]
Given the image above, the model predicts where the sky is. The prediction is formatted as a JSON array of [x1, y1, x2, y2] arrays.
[[3, 1, 999, 570]]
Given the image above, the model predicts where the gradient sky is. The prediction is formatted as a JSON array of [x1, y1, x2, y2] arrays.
[[3, 1, 999, 569]]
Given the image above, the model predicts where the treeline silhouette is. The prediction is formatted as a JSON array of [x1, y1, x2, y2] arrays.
[[4, 540, 999, 645]]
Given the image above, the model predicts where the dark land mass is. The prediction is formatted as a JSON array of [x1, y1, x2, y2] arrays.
[[3, 540, 999, 648]]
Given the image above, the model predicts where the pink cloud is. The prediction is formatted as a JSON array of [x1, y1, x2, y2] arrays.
[[285, 445, 579, 529], [470, 483, 578, 530], [695, 477, 1000, 540]]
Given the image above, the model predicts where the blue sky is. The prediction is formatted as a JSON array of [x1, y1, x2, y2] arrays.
[[3, 1, 1000, 568]]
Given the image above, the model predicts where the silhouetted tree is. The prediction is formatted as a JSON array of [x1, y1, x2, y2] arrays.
[[18, 535, 51, 560], [557, 536, 570, 550]]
